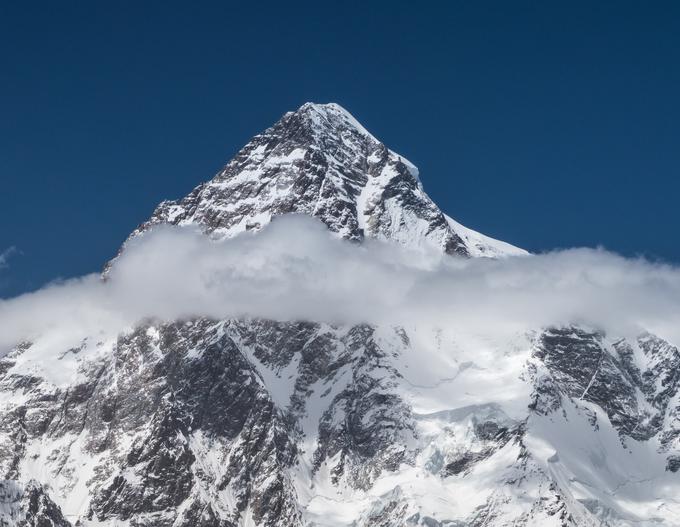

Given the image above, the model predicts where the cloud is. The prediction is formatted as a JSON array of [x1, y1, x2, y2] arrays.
[[1, 215, 680, 355], [0, 247, 16, 270]]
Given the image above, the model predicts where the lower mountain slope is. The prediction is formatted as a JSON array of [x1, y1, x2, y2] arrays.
[[1, 319, 679, 526]]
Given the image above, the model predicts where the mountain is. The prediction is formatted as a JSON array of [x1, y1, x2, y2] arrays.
[[123, 102, 526, 258], [1, 103, 679, 527]]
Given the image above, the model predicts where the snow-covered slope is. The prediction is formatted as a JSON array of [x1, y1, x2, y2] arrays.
[[2, 103, 679, 527], [444, 214, 527, 258]]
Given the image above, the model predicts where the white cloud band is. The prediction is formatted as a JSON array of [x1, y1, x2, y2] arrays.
[[1, 215, 679, 355]]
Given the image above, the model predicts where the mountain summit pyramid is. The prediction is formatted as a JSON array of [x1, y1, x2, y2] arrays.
[[127, 102, 525, 258], [1, 104, 679, 527]]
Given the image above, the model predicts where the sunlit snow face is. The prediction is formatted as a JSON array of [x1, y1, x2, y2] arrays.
[[1, 214, 679, 354]]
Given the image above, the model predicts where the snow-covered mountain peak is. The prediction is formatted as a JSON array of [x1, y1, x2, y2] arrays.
[[4, 104, 680, 527], [294, 102, 424, 189], [127, 103, 525, 258], [294, 102, 378, 142]]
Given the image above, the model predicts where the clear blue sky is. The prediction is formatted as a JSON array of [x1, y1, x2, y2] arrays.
[[1, 1, 679, 297]]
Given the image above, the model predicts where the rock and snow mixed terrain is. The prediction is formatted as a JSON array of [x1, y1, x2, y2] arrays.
[[1, 103, 679, 526]]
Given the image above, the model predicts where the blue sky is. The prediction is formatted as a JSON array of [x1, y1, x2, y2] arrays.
[[1, 1, 679, 297]]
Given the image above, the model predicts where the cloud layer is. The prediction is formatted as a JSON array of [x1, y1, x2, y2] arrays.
[[1, 215, 680, 354]]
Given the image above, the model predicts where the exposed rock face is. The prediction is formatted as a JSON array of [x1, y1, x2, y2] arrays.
[[1, 103, 678, 526], [0, 480, 70, 527], [0, 321, 417, 526], [534, 328, 680, 448]]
